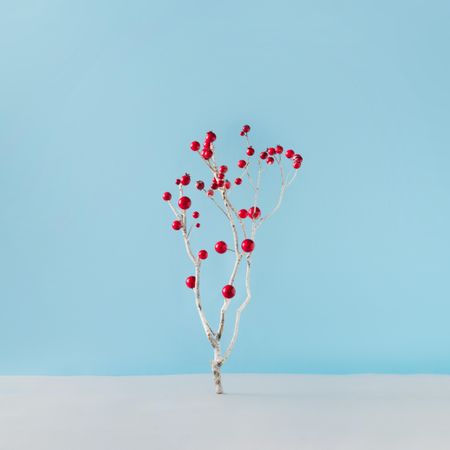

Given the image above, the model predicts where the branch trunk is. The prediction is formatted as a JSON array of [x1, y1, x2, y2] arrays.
[[211, 359, 223, 394]]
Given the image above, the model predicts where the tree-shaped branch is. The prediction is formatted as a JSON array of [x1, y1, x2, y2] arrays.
[[162, 125, 303, 394]]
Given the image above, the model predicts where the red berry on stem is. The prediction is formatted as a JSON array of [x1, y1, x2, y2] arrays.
[[201, 149, 213, 160], [260, 151, 268, 160], [248, 206, 261, 219], [175, 178, 181, 185], [196, 180, 205, 190], [192, 211, 199, 219], [285, 149, 295, 159], [172, 220, 182, 230], [219, 165, 228, 174], [217, 172, 225, 180], [215, 241, 227, 254], [240, 131, 245, 136], [268, 147, 276, 156], [198, 249, 208, 260], [186, 276, 196, 289], [207, 189, 214, 197], [247, 146, 255, 156], [180, 173, 191, 185], [196, 223, 201, 228], [242, 124, 251, 133], [276, 145, 283, 154], [238, 160, 247, 168], [293, 154, 303, 163], [217, 179, 224, 188], [235, 177, 242, 185], [178, 196, 191, 210], [206, 131, 216, 142], [224, 180, 231, 189], [241, 238, 255, 252], [293, 161, 302, 169], [162, 192, 172, 201], [190, 141, 200, 151], [266, 156, 274, 165], [238, 208, 248, 219], [222, 284, 236, 299]]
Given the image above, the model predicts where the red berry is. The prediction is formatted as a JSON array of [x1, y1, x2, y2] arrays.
[[238, 160, 247, 168], [162, 192, 172, 201], [240, 131, 245, 136], [211, 181, 218, 190], [241, 239, 255, 253], [219, 165, 228, 174], [207, 189, 214, 197], [186, 276, 196, 289], [238, 209, 248, 219], [206, 131, 216, 142], [217, 172, 225, 180], [267, 147, 276, 156], [192, 211, 199, 219], [293, 154, 303, 163], [285, 149, 295, 159], [190, 141, 200, 151], [178, 196, 191, 210], [260, 151, 268, 160], [235, 177, 242, 185], [224, 180, 231, 189], [180, 173, 191, 185], [217, 179, 225, 188], [175, 178, 181, 185], [172, 220, 182, 231], [276, 145, 283, 154], [293, 161, 302, 169], [215, 241, 227, 254], [248, 206, 261, 219], [242, 124, 251, 133], [196, 223, 201, 228], [247, 146, 255, 156], [266, 156, 274, 165], [222, 284, 236, 299], [198, 249, 208, 260], [196, 180, 205, 190], [201, 149, 213, 160]]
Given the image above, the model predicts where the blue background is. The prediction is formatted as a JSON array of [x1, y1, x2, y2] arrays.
[[1, 0, 450, 375]]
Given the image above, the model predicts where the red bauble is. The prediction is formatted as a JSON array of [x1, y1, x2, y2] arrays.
[[260, 151, 268, 160], [247, 146, 255, 156], [190, 141, 200, 151], [241, 238, 255, 252], [285, 149, 295, 159], [180, 173, 191, 185], [206, 131, 216, 142], [186, 276, 196, 289], [219, 165, 228, 174], [172, 220, 182, 230], [215, 241, 227, 254], [238, 208, 248, 219], [196, 180, 205, 190], [276, 145, 283, 154], [198, 249, 208, 260], [242, 124, 251, 133], [178, 196, 191, 210], [162, 192, 172, 201], [222, 284, 236, 299], [266, 156, 274, 165], [201, 149, 213, 160], [235, 177, 242, 185], [237, 160, 247, 169], [248, 206, 261, 219], [192, 211, 200, 219], [267, 147, 276, 156]]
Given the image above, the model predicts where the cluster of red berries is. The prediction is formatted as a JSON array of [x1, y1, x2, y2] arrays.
[[237, 206, 261, 220], [175, 173, 191, 186], [190, 130, 216, 160], [240, 124, 251, 137]]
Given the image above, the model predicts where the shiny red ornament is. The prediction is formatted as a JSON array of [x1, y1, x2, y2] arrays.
[[178, 196, 191, 210], [241, 239, 255, 252], [235, 177, 242, 185], [248, 206, 261, 219], [201, 149, 213, 160], [222, 284, 236, 299], [276, 145, 283, 154], [192, 211, 200, 219], [198, 249, 208, 260], [180, 173, 191, 185], [247, 146, 255, 156], [266, 157, 274, 165], [215, 241, 227, 254], [162, 192, 172, 201], [196, 180, 205, 190], [172, 220, 182, 230], [285, 149, 295, 159], [190, 141, 200, 151], [238, 160, 247, 168], [206, 131, 216, 142], [260, 151, 268, 160], [186, 276, 196, 289], [238, 209, 248, 219]]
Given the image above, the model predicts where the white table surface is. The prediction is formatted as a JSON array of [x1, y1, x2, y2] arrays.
[[1, 374, 450, 450]]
